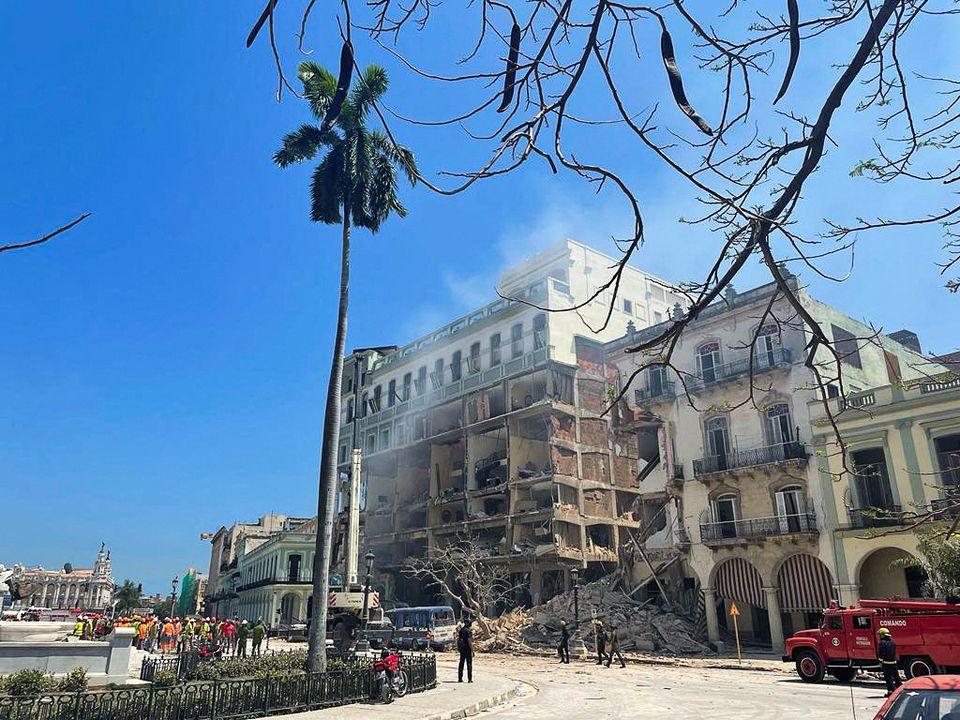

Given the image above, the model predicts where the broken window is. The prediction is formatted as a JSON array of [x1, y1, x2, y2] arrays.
[[490, 333, 502, 367], [371, 385, 382, 413], [416, 365, 427, 395], [432, 358, 444, 388], [388, 379, 397, 408], [469, 342, 481, 374], [451, 350, 462, 381], [832, 324, 863, 369], [402, 372, 412, 401], [534, 314, 547, 350], [511, 323, 523, 359]]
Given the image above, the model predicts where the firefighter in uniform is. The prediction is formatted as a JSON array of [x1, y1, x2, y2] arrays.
[[557, 619, 570, 664], [877, 627, 902, 696]]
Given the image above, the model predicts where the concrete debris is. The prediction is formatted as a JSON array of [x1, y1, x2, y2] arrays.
[[477, 575, 708, 656]]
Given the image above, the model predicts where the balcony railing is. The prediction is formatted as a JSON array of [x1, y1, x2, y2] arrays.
[[846, 505, 905, 529], [691, 347, 792, 390], [693, 441, 806, 476], [700, 511, 817, 542], [635, 381, 677, 403], [931, 497, 960, 518], [350, 346, 553, 433]]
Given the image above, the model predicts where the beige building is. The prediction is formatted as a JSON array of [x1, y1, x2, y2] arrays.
[[204, 514, 311, 618], [604, 275, 948, 650], [10, 544, 114, 611], [810, 375, 960, 605]]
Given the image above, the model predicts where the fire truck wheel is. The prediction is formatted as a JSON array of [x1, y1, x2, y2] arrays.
[[828, 667, 856, 683], [904, 656, 936, 679], [795, 650, 825, 683]]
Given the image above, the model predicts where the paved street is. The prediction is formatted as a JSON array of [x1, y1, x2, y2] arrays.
[[284, 652, 890, 720], [464, 655, 888, 720]]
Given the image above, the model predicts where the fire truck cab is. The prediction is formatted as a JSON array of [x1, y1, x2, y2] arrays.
[[783, 599, 960, 683]]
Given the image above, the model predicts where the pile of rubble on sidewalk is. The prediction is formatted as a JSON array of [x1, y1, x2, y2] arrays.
[[476, 576, 708, 656]]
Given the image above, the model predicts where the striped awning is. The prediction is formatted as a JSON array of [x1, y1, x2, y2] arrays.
[[778, 554, 833, 612], [714, 558, 765, 608]]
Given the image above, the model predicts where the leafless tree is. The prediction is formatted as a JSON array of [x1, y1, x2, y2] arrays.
[[403, 534, 529, 633], [245, 2, 959, 507]]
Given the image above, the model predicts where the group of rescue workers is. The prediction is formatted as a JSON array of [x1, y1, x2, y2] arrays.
[[72, 614, 268, 658], [554, 618, 626, 668]]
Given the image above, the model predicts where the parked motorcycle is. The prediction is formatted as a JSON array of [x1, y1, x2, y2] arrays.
[[373, 649, 408, 702]]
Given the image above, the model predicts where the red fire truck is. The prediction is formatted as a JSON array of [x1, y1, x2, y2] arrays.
[[783, 599, 960, 683]]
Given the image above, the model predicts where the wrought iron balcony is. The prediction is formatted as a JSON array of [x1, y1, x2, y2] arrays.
[[692, 347, 792, 390], [693, 441, 807, 477], [930, 497, 960, 518], [846, 505, 905, 529], [700, 511, 817, 543], [634, 381, 677, 403]]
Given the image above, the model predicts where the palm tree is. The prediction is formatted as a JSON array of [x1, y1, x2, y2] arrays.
[[275, 62, 417, 672], [112, 579, 142, 615]]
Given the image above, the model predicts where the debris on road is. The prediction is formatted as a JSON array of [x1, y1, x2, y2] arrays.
[[477, 575, 708, 655]]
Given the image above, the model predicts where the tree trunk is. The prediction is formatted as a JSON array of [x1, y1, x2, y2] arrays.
[[306, 201, 351, 673]]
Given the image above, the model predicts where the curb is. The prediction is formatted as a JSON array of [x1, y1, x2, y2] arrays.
[[422, 680, 531, 720]]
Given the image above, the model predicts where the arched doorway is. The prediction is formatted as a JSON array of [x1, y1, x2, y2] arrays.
[[859, 547, 926, 599], [713, 558, 768, 644], [279, 593, 301, 626], [777, 554, 834, 637]]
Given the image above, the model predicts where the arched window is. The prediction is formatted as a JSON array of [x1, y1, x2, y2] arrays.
[[697, 342, 722, 383], [775, 485, 809, 533], [711, 492, 739, 539], [704, 416, 730, 470], [765, 403, 793, 447], [756, 324, 780, 369]]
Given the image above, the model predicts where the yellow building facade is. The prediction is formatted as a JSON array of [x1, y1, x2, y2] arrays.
[[810, 376, 960, 606]]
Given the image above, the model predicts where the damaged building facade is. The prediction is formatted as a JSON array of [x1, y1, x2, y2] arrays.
[[602, 274, 947, 651], [337, 241, 686, 605]]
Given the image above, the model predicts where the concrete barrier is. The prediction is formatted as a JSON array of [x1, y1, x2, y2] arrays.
[[0, 627, 134, 686]]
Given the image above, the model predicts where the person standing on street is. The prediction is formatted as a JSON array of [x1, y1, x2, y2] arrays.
[[878, 628, 902, 696], [457, 617, 474, 683], [558, 619, 570, 664], [605, 622, 626, 668], [237, 621, 249, 658], [251, 619, 266, 657], [594, 620, 610, 666]]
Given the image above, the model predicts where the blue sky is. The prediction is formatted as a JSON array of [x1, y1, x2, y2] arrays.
[[2, 3, 957, 593]]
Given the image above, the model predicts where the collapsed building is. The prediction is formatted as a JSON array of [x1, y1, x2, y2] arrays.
[[334, 240, 687, 607], [331, 240, 953, 652]]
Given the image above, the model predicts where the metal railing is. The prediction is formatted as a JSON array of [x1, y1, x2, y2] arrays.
[[635, 381, 677, 403], [931, 497, 960, 518], [846, 505, 905, 529], [692, 347, 792, 389], [700, 511, 818, 542], [693, 441, 806, 476], [4, 654, 436, 720]]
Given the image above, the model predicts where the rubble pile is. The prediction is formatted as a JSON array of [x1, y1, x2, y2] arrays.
[[477, 577, 708, 655]]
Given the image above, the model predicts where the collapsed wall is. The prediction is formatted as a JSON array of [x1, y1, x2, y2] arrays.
[[478, 576, 708, 655]]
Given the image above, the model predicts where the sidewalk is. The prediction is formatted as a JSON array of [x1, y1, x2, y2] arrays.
[[282, 656, 529, 720]]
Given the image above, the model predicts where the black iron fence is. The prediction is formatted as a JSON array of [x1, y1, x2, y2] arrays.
[[700, 511, 818, 542], [140, 651, 201, 682], [693, 441, 806, 476], [1, 654, 436, 720], [846, 505, 905, 529]]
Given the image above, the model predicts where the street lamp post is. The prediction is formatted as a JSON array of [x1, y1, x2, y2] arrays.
[[570, 567, 586, 658], [170, 576, 179, 618], [355, 551, 375, 653]]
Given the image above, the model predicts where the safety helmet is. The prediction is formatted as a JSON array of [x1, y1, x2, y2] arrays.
[[878, 627, 891, 636]]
